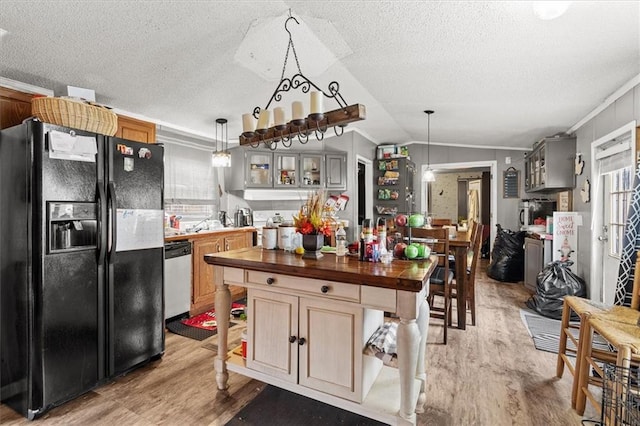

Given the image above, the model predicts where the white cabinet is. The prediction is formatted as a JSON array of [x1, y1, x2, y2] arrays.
[[244, 273, 381, 403]]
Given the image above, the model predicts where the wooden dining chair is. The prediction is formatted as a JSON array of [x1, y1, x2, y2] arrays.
[[430, 218, 452, 227], [410, 227, 453, 344], [449, 222, 483, 327], [556, 252, 640, 410]]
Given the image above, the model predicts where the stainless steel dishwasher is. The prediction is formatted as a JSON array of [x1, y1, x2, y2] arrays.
[[164, 241, 192, 322]]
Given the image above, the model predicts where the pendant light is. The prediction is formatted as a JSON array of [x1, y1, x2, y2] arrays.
[[423, 110, 436, 182], [212, 118, 231, 167]]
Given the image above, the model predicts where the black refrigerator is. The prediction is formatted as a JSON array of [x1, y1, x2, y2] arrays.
[[0, 119, 165, 419]]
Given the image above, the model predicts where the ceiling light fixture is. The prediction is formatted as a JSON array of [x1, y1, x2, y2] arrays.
[[212, 118, 231, 167], [239, 12, 365, 150], [532, 1, 571, 20], [423, 110, 436, 182]]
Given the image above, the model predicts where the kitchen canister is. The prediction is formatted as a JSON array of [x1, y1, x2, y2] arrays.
[[262, 227, 278, 249], [277, 224, 296, 251]]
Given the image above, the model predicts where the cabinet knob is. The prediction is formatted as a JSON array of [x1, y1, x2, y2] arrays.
[[298, 337, 306, 346], [321, 285, 329, 293], [266, 277, 275, 285], [289, 335, 297, 343]]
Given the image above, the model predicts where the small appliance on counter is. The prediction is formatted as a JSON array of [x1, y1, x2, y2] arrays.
[[233, 207, 254, 227]]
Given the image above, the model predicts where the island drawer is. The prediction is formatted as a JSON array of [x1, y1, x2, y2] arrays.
[[246, 270, 360, 302]]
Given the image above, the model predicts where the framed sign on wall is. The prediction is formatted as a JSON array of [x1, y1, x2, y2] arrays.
[[503, 167, 520, 199], [557, 190, 573, 211]]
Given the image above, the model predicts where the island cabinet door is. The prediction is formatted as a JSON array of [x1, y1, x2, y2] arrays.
[[246, 289, 299, 383], [298, 297, 364, 402]]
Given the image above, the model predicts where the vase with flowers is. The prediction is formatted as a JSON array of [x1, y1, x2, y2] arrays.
[[294, 190, 333, 259]]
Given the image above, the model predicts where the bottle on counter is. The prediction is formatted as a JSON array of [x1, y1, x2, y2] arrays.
[[336, 222, 347, 257]]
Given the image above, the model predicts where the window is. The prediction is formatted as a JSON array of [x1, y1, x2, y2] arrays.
[[608, 166, 633, 257]]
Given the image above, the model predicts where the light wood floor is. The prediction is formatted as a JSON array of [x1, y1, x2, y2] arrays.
[[1, 260, 598, 425]]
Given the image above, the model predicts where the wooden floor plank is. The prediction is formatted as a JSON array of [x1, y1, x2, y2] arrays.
[[1, 260, 597, 425]]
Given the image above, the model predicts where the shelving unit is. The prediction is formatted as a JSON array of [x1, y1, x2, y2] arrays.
[[374, 157, 415, 219]]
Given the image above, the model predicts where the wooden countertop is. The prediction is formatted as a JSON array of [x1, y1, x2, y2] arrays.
[[204, 246, 436, 292], [164, 227, 256, 242]]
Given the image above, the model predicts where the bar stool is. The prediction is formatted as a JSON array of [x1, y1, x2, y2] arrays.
[[575, 315, 640, 416], [556, 253, 640, 409]]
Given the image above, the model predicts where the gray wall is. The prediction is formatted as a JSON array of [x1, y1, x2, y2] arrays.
[[405, 143, 527, 232], [572, 83, 640, 294]]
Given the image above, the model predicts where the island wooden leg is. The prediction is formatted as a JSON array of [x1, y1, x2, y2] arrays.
[[396, 290, 423, 423], [415, 297, 430, 413], [213, 265, 231, 391]]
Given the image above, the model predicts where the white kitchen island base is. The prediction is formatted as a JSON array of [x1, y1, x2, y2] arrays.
[[205, 249, 436, 426], [227, 355, 421, 426]]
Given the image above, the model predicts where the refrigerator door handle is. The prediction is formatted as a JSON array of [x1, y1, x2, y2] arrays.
[[97, 181, 106, 264], [107, 182, 117, 259]]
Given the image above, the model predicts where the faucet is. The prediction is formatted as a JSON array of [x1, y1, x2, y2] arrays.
[[188, 216, 212, 233]]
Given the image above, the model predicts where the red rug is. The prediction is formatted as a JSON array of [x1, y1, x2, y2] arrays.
[[181, 302, 245, 331]]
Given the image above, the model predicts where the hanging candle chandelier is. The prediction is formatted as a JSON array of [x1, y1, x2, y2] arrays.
[[239, 13, 366, 150]]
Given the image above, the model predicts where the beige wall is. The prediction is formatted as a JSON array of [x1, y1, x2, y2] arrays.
[[429, 172, 481, 222]]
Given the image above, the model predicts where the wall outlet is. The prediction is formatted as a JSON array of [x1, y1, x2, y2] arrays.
[[505, 156, 511, 164]]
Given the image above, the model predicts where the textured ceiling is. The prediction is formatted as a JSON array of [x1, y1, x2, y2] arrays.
[[1, 1, 639, 150]]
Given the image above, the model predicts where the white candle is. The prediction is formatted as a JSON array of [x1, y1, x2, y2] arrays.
[[257, 109, 270, 130], [292, 101, 304, 121], [274, 107, 285, 126], [310, 91, 323, 114], [242, 113, 255, 133]]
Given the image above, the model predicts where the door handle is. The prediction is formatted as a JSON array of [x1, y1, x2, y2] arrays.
[[107, 182, 117, 260], [97, 181, 106, 264], [598, 235, 608, 242]]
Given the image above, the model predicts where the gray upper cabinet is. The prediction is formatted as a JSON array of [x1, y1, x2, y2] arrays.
[[226, 149, 346, 191], [300, 153, 324, 189], [524, 136, 576, 193], [245, 152, 273, 188], [325, 153, 347, 190], [274, 153, 299, 188]]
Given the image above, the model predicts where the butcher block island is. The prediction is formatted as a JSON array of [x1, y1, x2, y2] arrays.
[[205, 247, 437, 426]]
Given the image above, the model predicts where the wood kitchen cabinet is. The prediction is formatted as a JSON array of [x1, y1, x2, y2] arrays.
[[190, 230, 253, 315], [0, 86, 34, 130], [115, 114, 156, 144]]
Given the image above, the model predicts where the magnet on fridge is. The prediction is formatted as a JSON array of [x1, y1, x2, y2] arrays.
[[138, 147, 151, 159], [117, 144, 133, 155], [124, 157, 134, 172]]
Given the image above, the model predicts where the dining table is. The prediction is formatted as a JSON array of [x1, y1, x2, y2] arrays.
[[404, 226, 473, 330], [448, 230, 473, 330]]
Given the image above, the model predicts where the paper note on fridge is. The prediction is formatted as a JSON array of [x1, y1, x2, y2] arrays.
[[116, 209, 164, 252], [48, 130, 97, 162]]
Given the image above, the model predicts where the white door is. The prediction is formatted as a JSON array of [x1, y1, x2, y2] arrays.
[[599, 169, 633, 303], [590, 121, 636, 303]]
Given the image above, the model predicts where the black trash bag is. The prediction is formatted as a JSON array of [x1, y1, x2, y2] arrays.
[[526, 260, 586, 320], [487, 224, 526, 282]]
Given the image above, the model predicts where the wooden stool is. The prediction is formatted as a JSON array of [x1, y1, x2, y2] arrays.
[[575, 315, 640, 416]]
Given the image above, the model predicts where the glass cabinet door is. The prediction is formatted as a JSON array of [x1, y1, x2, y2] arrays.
[[300, 154, 323, 188], [274, 153, 299, 187], [246, 152, 273, 188]]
